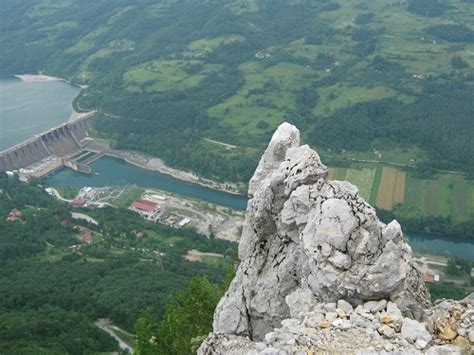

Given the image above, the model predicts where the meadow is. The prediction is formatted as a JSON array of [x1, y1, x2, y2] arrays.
[[330, 164, 473, 223]]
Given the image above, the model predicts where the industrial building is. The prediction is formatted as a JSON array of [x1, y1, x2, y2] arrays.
[[129, 199, 160, 221]]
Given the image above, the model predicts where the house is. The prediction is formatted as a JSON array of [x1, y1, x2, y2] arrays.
[[6, 208, 22, 222], [421, 274, 435, 283], [178, 217, 191, 227]]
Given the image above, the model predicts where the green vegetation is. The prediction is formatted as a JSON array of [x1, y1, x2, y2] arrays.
[[427, 283, 468, 301], [427, 256, 473, 301], [54, 186, 79, 199], [329, 160, 474, 237], [446, 256, 472, 278], [0, 177, 236, 353], [2, 2, 474, 349], [345, 168, 375, 201], [1, 0, 474, 188], [157, 276, 223, 354], [407, 0, 450, 17], [426, 24, 474, 43]]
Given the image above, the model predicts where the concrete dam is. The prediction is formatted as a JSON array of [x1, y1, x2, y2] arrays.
[[0, 113, 95, 175]]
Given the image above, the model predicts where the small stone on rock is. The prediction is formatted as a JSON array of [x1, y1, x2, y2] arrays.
[[401, 318, 432, 345], [323, 303, 336, 313], [337, 299, 354, 315]]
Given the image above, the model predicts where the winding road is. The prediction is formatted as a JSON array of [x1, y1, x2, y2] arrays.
[[95, 319, 134, 353]]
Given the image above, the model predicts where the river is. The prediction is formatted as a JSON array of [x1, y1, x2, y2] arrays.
[[44, 157, 473, 260], [45, 156, 249, 210], [407, 232, 474, 261], [3, 77, 473, 260], [0, 78, 79, 151]]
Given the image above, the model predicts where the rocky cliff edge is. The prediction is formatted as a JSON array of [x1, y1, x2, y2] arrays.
[[199, 123, 473, 354]]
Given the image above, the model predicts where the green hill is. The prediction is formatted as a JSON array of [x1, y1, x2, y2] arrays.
[[2, 0, 473, 182]]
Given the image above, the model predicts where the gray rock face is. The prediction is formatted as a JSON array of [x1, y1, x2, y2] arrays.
[[401, 318, 432, 348], [201, 293, 473, 354], [211, 123, 430, 342]]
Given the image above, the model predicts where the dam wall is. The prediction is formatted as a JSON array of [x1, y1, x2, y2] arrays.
[[0, 113, 94, 172]]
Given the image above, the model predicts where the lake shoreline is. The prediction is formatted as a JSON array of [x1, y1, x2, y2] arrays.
[[15, 74, 64, 82], [96, 143, 247, 196], [15, 73, 88, 89], [8, 74, 245, 196]]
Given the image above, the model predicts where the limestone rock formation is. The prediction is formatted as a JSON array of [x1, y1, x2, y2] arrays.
[[200, 295, 473, 353], [199, 123, 472, 354]]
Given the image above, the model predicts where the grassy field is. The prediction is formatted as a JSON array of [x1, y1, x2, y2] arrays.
[[313, 84, 397, 116], [124, 59, 221, 93], [205, 0, 474, 153], [112, 187, 144, 209], [426, 180, 440, 216], [393, 171, 406, 205], [186, 35, 246, 55], [207, 62, 316, 142], [345, 168, 375, 201], [404, 175, 428, 212], [468, 182, 474, 219], [327, 161, 473, 222]]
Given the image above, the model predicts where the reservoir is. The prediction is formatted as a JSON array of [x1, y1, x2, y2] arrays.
[[45, 156, 249, 210], [3, 77, 472, 260], [0, 77, 79, 151]]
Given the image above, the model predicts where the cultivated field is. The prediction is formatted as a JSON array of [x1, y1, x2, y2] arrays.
[[376, 167, 398, 210], [329, 163, 472, 222]]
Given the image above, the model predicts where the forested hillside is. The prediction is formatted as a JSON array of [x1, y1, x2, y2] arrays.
[[2, 0, 473, 181], [2, 0, 474, 226], [0, 176, 235, 353]]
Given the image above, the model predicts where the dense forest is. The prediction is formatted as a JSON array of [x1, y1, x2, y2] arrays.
[[0, 176, 236, 353]]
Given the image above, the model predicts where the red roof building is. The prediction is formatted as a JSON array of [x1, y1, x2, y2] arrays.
[[72, 199, 87, 206], [131, 199, 158, 212], [421, 274, 434, 283]]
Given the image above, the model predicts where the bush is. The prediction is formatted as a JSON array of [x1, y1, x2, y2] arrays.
[[355, 13, 375, 25], [451, 56, 469, 69]]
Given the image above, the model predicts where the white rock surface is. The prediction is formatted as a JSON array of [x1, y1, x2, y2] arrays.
[[211, 123, 429, 341], [401, 318, 432, 346], [199, 123, 472, 354]]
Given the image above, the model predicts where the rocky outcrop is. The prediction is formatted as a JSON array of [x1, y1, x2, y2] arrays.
[[199, 123, 472, 354], [200, 295, 473, 354]]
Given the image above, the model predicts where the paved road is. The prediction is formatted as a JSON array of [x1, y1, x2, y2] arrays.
[[95, 319, 134, 353], [45, 187, 72, 202]]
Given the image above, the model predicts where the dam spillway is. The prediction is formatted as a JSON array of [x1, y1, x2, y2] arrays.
[[0, 113, 94, 173]]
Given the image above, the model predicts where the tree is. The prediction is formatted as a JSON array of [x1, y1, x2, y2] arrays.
[[256, 120, 270, 129], [135, 309, 160, 355], [451, 56, 469, 69], [157, 277, 223, 354], [446, 256, 471, 276]]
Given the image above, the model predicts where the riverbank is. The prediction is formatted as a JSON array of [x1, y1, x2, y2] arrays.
[[82, 138, 247, 196]]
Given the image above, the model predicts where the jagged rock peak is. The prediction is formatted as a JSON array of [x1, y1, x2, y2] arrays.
[[199, 123, 471, 354]]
